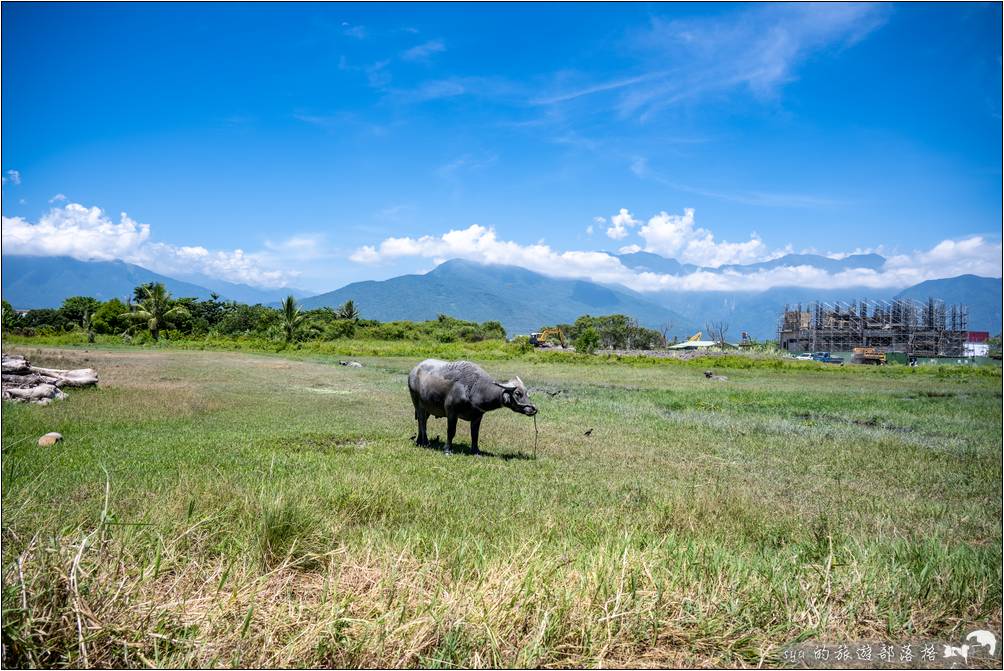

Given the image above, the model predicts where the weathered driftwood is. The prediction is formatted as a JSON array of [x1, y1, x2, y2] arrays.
[[29, 366, 99, 387], [1, 356, 31, 375], [2, 373, 62, 386], [6, 384, 65, 402], [1, 354, 98, 404]]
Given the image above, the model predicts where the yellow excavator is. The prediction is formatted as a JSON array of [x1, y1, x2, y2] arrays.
[[530, 327, 567, 348], [686, 331, 702, 342]]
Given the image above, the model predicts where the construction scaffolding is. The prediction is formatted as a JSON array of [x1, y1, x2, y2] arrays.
[[778, 298, 968, 357]]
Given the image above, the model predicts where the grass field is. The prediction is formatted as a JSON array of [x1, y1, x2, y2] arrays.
[[2, 345, 1001, 667]]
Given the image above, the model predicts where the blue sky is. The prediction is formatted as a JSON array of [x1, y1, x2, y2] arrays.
[[2, 2, 1001, 293]]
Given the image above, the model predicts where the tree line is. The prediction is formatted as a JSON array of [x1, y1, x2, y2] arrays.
[[2, 282, 685, 353], [1, 283, 506, 345]]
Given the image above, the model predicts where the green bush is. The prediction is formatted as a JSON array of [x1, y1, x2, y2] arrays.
[[324, 319, 356, 340], [58, 296, 101, 325], [91, 298, 131, 334], [575, 327, 601, 355], [510, 335, 533, 354], [556, 314, 664, 350]]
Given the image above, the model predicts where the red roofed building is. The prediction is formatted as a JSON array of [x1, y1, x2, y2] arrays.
[[964, 331, 990, 357]]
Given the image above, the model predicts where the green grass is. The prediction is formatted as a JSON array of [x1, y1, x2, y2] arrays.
[[1, 346, 1001, 667]]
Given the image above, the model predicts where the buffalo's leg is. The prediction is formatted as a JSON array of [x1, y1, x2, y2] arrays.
[[415, 408, 429, 446], [446, 413, 458, 454], [470, 415, 482, 455]]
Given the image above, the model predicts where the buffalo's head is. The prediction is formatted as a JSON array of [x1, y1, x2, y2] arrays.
[[496, 376, 537, 416]]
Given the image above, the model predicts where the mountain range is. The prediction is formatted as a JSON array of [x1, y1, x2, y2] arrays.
[[2, 256, 304, 308], [300, 259, 695, 335], [3, 253, 1000, 339]]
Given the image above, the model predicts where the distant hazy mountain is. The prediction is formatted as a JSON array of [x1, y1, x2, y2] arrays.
[[717, 252, 886, 273], [2, 255, 216, 307], [613, 251, 702, 275], [613, 251, 886, 276], [4, 254, 998, 339], [301, 258, 695, 336], [174, 273, 308, 305], [1, 255, 300, 308], [894, 275, 1002, 333]]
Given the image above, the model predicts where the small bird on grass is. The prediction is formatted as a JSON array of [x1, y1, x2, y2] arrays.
[[584, 429, 593, 436]]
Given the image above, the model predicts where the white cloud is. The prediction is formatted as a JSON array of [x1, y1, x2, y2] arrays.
[[585, 225, 594, 236], [637, 208, 770, 267], [349, 245, 380, 264], [349, 221, 1001, 293], [2, 204, 151, 261], [401, 39, 446, 61], [883, 236, 1002, 280], [49, 193, 67, 203], [1, 202, 296, 287], [348, 224, 635, 286], [2, 169, 21, 185], [606, 208, 640, 240]]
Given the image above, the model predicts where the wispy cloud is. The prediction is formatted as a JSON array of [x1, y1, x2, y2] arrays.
[[292, 110, 393, 137], [391, 77, 467, 103], [531, 71, 668, 105], [375, 204, 413, 222], [531, 4, 887, 121], [401, 39, 446, 62], [631, 156, 839, 209], [436, 153, 498, 178], [2, 169, 21, 186], [337, 56, 392, 88], [387, 75, 521, 105], [341, 22, 367, 39]]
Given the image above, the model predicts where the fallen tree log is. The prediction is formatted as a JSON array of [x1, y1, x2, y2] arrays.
[[1, 356, 31, 375], [1, 353, 98, 404], [6, 384, 65, 402], [29, 366, 99, 387], [2, 372, 62, 387]]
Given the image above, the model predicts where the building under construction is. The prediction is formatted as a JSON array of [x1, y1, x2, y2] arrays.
[[778, 298, 968, 357]]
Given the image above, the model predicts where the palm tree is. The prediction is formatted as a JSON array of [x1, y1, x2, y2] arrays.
[[123, 283, 189, 340], [337, 300, 359, 321], [280, 295, 307, 344]]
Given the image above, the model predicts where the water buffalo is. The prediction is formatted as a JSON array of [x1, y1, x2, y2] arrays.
[[408, 358, 537, 454]]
